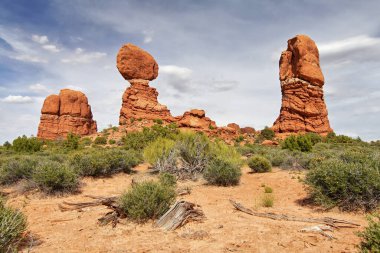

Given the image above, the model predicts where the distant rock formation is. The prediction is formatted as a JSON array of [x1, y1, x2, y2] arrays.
[[272, 35, 333, 135], [116, 43, 255, 143], [37, 89, 97, 140]]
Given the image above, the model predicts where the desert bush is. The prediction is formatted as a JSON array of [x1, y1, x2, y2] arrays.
[[282, 135, 313, 152], [203, 156, 242, 186], [305, 132, 323, 145], [108, 139, 116, 145], [63, 132, 80, 150], [0, 198, 27, 252], [264, 186, 273, 193], [70, 149, 141, 177], [12, 135, 43, 153], [305, 159, 380, 211], [119, 180, 176, 222], [235, 135, 244, 143], [158, 172, 177, 187], [358, 213, 380, 252], [153, 118, 163, 125], [80, 137, 92, 146], [3, 141, 11, 149], [259, 126, 275, 140], [261, 194, 274, 207], [0, 156, 38, 184], [94, 136, 107, 145], [143, 137, 176, 165], [248, 155, 272, 173], [32, 161, 79, 193], [123, 124, 179, 151]]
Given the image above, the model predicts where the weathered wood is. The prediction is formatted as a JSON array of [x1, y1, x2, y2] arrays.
[[229, 199, 360, 228], [58, 196, 118, 212], [156, 201, 204, 231]]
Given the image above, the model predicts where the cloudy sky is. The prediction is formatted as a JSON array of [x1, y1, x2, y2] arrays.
[[0, 0, 379, 143]]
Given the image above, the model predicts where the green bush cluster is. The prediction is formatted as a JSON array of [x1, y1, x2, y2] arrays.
[[123, 123, 179, 151], [0, 198, 27, 252], [255, 126, 275, 143], [12, 135, 43, 153], [282, 135, 313, 152], [69, 149, 141, 177], [119, 178, 176, 222], [94, 136, 107, 145], [0, 156, 38, 184], [358, 213, 380, 252], [248, 155, 272, 173], [33, 161, 79, 193], [305, 159, 380, 211]]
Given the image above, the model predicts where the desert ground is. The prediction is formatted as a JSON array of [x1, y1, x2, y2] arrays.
[[4, 164, 366, 253]]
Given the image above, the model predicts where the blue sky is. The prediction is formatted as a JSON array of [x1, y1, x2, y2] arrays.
[[0, 0, 380, 142]]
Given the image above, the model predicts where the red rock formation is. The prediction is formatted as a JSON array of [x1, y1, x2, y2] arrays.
[[177, 109, 216, 130], [119, 79, 174, 126], [241, 127, 255, 135], [227, 123, 241, 133], [117, 43, 158, 81], [37, 89, 97, 140], [273, 35, 332, 135]]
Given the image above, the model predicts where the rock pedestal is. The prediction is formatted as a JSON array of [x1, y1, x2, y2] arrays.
[[272, 35, 332, 135]]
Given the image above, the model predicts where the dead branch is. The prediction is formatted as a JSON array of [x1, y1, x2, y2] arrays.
[[229, 199, 360, 228], [156, 201, 205, 231]]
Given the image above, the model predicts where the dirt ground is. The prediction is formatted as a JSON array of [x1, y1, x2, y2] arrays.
[[4, 165, 367, 253]]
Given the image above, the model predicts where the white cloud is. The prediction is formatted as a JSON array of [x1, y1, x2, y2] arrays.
[[42, 44, 60, 53], [1, 95, 34, 104], [61, 52, 107, 64], [319, 35, 380, 56], [143, 30, 153, 44], [32, 34, 49, 44], [64, 85, 84, 91], [10, 54, 47, 63], [75, 47, 84, 54], [29, 83, 51, 93], [160, 65, 192, 78]]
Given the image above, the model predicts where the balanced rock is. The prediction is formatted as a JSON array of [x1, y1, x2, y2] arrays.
[[119, 79, 174, 126], [273, 35, 332, 135], [117, 43, 158, 81], [37, 89, 97, 140]]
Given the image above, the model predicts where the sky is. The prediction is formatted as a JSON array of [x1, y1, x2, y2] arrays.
[[0, 0, 380, 143]]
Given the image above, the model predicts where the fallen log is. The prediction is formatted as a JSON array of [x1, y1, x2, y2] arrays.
[[156, 201, 204, 231], [229, 199, 360, 228]]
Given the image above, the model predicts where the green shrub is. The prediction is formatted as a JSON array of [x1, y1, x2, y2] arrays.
[[94, 136, 107, 145], [108, 139, 116, 145], [282, 135, 313, 152], [203, 156, 242, 186], [3, 141, 11, 149], [0, 156, 38, 184], [80, 137, 92, 146], [143, 137, 176, 165], [123, 124, 179, 151], [119, 180, 176, 222], [261, 194, 274, 207], [358, 213, 380, 252], [305, 132, 322, 145], [158, 172, 177, 187], [153, 118, 163, 125], [264, 186, 273, 193], [248, 155, 272, 173], [305, 159, 380, 211], [12, 135, 43, 153], [235, 135, 244, 143], [0, 198, 27, 252], [70, 149, 141, 177], [32, 161, 79, 193], [259, 126, 275, 140], [63, 132, 80, 150]]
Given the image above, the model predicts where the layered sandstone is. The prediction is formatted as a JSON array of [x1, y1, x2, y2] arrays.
[[119, 79, 174, 126], [177, 109, 216, 130], [272, 35, 332, 135], [37, 89, 97, 140]]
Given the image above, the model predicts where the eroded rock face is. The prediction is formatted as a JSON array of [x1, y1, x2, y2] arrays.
[[273, 35, 332, 135], [119, 79, 174, 126], [37, 89, 97, 140], [177, 109, 216, 130], [117, 43, 158, 81]]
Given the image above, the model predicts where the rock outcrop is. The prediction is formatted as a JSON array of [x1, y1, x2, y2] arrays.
[[177, 109, 216, 130], [272, 35, 332, 135], [37, 89, 97, 140]]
